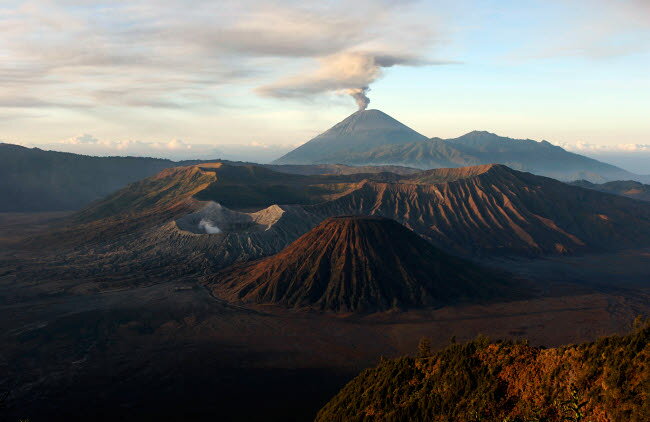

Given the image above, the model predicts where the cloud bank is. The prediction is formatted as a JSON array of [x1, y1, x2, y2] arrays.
[[555, 141, 650, 153], [0, 0, 444, 111]]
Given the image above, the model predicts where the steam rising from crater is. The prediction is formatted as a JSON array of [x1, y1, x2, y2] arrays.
[[198, 218, 222, 234]]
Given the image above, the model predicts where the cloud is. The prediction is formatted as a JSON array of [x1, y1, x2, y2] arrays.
[[36, 133, 293, 162], [0, 110, 45, 122], [154, 139, 193, 151], [553, 140, 650, 153], [616, 144, 650, 152], [258, 52, 429, 97], [0, 0, 447, 111], [258, 51, 448, 109], [52, 134, 207, 158], [523, 0, 650, 59], [183, 7, 367, 58], [61, 134, 100, 145], [553, 138, 650, 174]]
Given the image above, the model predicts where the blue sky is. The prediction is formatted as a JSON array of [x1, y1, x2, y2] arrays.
[[1, 0, 649, 170]]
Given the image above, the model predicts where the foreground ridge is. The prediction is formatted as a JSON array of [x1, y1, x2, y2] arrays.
[[317, 321, 650, 421]]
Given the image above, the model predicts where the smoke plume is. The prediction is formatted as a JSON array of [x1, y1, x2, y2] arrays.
[[198, 218, 222, 234], [346, 87, 370, 110], [258, 52, 440, 110]]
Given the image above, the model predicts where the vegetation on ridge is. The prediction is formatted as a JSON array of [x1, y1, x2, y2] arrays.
[[316, 319, 649, 422]]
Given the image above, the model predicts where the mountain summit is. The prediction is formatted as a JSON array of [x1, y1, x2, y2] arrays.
[[272, 109, 428, 165]]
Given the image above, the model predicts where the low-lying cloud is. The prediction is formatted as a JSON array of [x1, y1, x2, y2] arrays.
[[556, 141, 650, 153], [12, 134, 295, 162], [61, 135, 193, 153], [554, 140, 650, 174]]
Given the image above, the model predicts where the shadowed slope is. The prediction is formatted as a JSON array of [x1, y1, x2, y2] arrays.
[[325, 139, 481, 169], [210, 216, 518, 312], [0, 143, 222, 212], [346, 134, 639, 182]]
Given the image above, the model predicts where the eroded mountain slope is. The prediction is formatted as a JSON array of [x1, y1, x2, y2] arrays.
[[24, 163, 650, 283], [209, 216, 518, 312], [308, 164, 650, 255]]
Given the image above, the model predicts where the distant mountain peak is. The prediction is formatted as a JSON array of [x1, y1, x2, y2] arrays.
[[322, 109, 421, 138], [465, 130, 498, 136], [454, 130, 524, 143], [272, 109, 427, 165]]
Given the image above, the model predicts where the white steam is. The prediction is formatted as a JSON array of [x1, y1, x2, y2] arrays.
[[198, 218, 222, 234]]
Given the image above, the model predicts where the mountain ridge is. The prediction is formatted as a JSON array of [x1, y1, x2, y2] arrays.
[[0, 143, 420, 212], [33, 162, 650, 278], [0, 143, 220, 212], [273, 110, 644, 183], [309, 164, 650, 255]]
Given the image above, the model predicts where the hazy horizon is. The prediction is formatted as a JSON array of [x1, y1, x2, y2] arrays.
[[5, 111, 649, 173]]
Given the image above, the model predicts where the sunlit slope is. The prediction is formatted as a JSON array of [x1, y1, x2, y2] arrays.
[[316, 322, 649, 422]]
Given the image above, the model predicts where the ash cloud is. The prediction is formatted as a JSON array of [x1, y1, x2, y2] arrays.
[[258, 52, 442, 110], [346, 87, 370, 111]]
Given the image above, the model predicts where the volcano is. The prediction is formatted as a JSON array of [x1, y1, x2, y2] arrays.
[[272, 109, 428, 165], [209, 216, 518, 312], [271, 110, 643, 182]]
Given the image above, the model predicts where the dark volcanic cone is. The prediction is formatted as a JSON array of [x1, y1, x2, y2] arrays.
[[209, 216, 519, 312], [272, 109, 428, 164]]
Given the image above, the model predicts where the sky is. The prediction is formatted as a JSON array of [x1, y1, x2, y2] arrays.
[[1, 0, 649, 171]]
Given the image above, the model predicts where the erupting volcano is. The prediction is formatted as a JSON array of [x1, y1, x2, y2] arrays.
[[272, 109, 428, 165]]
